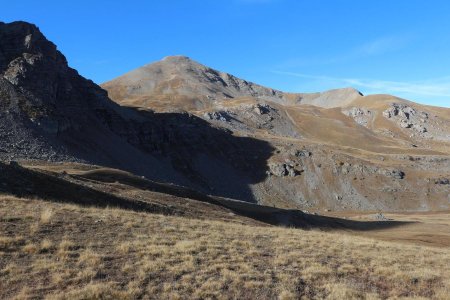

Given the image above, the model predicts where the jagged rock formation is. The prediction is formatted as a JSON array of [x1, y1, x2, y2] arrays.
[[383, 103, 428, 134], [0, 21, 116, 161], [202, 102, 301, 138], [343, 107, 373, 127]]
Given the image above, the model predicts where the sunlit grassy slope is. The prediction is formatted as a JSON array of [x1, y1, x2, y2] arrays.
[[1, 196, 449, 299]]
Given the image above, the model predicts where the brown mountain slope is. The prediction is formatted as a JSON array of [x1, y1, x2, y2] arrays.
[[101, 55, 363, 111], [102, 56, 450, 212], [101, 56, 450, 153]]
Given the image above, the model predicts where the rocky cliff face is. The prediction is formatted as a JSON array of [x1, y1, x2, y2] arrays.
[[0, 21, 120, 160]]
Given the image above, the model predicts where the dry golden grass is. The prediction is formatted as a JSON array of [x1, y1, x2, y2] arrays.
[[1, 195, 449, 299], [40, 208, 54, 224]]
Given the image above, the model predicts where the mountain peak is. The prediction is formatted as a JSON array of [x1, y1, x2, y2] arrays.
[[0, 20, 114, 140], [102, 56, 288, 111], [0, 21, 40, 33], [0, 21, 58, 75], [162, 55, 192, 62], [335, 87, 363, 96], [296, 87, 363, 108], [102, 56, 367, 111]]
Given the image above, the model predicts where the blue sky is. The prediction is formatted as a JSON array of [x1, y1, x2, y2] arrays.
[[3, 0, 450, 107]]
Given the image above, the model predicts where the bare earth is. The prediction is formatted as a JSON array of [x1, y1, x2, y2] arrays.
[[328, 211, 450, 248]]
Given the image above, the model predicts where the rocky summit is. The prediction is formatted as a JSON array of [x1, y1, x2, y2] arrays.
[[101, 55, 364, 112], [1, 21, 450, 211]]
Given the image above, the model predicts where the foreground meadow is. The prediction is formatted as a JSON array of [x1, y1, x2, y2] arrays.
[[1, 196, 449, 299]]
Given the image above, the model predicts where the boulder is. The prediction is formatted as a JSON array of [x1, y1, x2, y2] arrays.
[[434, 178, 450, 185], [253, 103, 271, 115], [291, 149, 312, 157], [204, 111, 232, 122], [268, 162, 301, 177]]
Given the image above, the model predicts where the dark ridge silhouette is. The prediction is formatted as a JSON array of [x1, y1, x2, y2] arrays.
[[0, 162, 172, 214]]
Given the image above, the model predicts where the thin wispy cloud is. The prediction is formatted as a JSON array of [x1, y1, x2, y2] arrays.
[[277, 34, 413, 69], [355, 35, 412, 56], [273, 70, 450, 101]]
